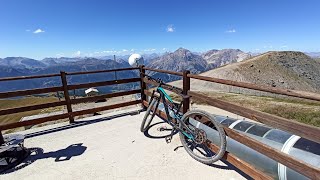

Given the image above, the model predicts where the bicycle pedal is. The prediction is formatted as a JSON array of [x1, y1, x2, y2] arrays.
[[165, 136, 172, 143], [157, 126, 167, 132]]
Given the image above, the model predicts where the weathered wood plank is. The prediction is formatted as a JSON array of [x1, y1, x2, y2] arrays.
[[182, 70, 190, 113], [71, 89, 140, 104], [0, 73, 60, 82], [188, 74, 320, 102], [60, 71, 74, 123], [143, 67, 184, 76], [67, 78, 140, 90], [66, 67, 139, 75], [0, 86, 63, 99], [139, 66, 147, 106], [223, 127, 320, 179], [206, 141, 273, 180], [0, 113, 69, 130], [0, 101, 66, 116], [143, 78, 183, 95], [72, 100, 141, 116]]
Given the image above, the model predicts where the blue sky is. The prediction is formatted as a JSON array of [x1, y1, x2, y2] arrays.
[[0, 0, 320, 59]]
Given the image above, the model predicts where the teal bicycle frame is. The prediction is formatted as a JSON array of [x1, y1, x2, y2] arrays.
[[150, 81, 195, 140]]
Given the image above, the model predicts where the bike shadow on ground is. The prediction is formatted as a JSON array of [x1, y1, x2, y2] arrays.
[[143, 121, 178, 139], [144, 121, 252, 179], [1, 143, 87, 175], [172, 145, 251, 179]]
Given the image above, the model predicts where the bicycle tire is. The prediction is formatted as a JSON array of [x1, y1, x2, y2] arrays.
[[140, 98, 158, 132], [179, 110, 226, 164]]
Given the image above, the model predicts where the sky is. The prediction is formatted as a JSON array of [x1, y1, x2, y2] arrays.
[[0, 0, 320, 59]]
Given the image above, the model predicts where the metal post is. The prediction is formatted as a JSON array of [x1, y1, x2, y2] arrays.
[[183, 70, 190, 113], [0, 131, 4, 145], [60, 71, 74, 123], [139, 65, 147, 109]]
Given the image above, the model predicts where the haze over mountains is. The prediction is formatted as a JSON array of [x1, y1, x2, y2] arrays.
[[0, 48, 319, 93]]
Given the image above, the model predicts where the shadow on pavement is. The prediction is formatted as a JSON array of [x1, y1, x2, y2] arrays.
[[1, 143, 87, 174]]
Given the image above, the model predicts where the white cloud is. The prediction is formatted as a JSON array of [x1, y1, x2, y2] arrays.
[[122, 49, 128, 52], [144, 48, 156, 52], [226, 29, 236, 33], [102, 50, 117, 54], [130, 49, 135, 52], [56, 53, 64, 57], [26, 29, 31, 32], [162, 48, 166, 51], [166, 25, 175, 32], [264, 45, 273, 49], [73, 51, 81, 57], [33, 29, 45, 34], [280, 45, 288, 49]]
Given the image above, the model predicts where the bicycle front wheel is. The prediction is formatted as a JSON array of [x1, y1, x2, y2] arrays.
[[140, 98, 159, 132], [179, 110, 226, 164]]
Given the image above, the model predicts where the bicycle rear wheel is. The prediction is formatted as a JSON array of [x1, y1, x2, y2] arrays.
[[179, 110, 226, 164], [140, 98, 159, 132]]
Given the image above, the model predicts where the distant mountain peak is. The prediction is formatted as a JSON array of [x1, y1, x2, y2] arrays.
[[174, 47, 190, 53]]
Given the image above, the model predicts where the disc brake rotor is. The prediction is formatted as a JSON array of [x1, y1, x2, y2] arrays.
[[194, 129, 207, 144]]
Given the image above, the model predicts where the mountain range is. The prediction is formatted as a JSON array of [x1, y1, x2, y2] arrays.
[[146, 48, 250, 81], [0, 48, 250, 92], [0, 57, 138, 93], [1, 48, 319, 94]]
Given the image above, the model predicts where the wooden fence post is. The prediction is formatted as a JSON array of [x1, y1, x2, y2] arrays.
[[183, 70, 190, 113], [0, 131, 4, 145], [139, 65, 147, 109], [60, 71, 74, 123]]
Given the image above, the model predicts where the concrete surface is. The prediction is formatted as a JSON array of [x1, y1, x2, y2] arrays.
[[2, 108, 247, 180]]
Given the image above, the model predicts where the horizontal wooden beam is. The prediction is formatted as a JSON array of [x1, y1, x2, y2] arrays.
[[223, 127, 320, 179], [143, 78, 183, 95], [142, 100, 272, 180], [71, 89, 141, 104], [0, 86, 64, 99], [72, 100, 141, 117], [0, 101, 66, 116], [66, 67, 139, 76], [0, 73, 61, 82], [205, 141, 273, 180], [67, 78, 140, 90], [0, 113, 69, 130], [189, 91, 320, 144], [188, 74, 320, 102], [143, 67, 183, 76]]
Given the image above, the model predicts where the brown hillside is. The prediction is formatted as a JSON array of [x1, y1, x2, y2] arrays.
[[172, 51, 320, 93]]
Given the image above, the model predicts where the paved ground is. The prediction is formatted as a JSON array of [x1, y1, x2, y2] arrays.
[[2, 107, 247, 180]]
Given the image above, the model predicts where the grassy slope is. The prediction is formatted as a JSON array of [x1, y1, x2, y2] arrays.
[[172, 91, 320, 127], [0, 96, 64, 126]]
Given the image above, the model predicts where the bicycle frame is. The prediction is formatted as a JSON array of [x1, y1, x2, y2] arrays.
[[149, 83, 195, 140]]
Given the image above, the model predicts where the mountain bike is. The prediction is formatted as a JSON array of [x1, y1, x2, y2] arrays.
[[140, 74, 226, 164]]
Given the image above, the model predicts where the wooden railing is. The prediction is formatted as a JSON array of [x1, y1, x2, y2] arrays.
[[141, 67, 320, 179], [0, 65, 319, 179], [0, 67, 141, 144]]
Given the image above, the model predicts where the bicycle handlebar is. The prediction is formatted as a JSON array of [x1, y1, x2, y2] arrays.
[[141, 73, 189, 99]]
